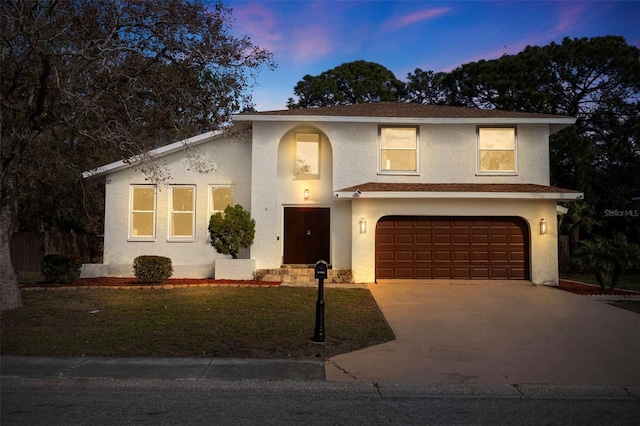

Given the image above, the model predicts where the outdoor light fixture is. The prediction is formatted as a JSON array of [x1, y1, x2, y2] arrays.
[[540, 218, 547, 235], [304, 188, 309, 200], [359, 217, 367, 234]]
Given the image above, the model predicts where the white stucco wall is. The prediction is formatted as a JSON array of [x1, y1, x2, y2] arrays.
[[97, 134, 252, 277], [249, 120, 555, 272], [93, 119, 561, 281], [349, 198, 560, 285]]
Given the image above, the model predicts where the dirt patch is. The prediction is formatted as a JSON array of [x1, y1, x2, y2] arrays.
[[558, 279, 638, 296]]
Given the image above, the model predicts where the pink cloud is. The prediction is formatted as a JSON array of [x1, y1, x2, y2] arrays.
[[383, 8, 451, 31], [290, 26, 333, 62], [229, 1, 338, 66], [228, 3, 284, 53]]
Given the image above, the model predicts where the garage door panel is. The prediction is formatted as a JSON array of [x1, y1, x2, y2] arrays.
[[396, 234, 413, 244], [434, 234, 451, 244], [376, 216, 529, 280], [415, 234, 432, 244], [377, 251, 394, 261], [415, 251, 432, 261], [396, 251, 413, 261]]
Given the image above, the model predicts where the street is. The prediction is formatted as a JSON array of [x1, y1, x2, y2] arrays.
[[3, 378, 639, 425]]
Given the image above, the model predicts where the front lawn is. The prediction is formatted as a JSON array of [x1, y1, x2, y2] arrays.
[[0, 287, 394, 359]]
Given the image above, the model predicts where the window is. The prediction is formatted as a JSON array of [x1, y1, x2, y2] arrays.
[[295, 133, 320, 178], [379, 127, 418, 173], [130, 185, 156, 239], [209, 185, 235, 217], [478, 127, 517, 173], [169, 186, 195, 240]]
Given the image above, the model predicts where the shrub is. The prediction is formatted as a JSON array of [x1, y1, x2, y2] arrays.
[[208, 204, 255, 259], [43, 254, 82, 284], [133, 256, 173, 284], [572, 233, 640, 290], [332, 269, 354, 283]]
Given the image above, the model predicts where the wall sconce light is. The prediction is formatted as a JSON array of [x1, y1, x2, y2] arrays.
[[540, 218, 547, 235], [359, 217, 367, 234], [303, 189, 309, 200]]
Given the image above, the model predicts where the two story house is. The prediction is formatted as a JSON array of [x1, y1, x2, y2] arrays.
[[83, 102, 582, 285]]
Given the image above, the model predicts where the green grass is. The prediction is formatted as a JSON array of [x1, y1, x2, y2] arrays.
[[0, 287, 394, 359], [560, 272, 640, 292]]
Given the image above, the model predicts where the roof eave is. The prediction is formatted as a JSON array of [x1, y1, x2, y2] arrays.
[[334, 191, 584, 201], [233, 114, 576, 126], [82, 130, 222, 180]]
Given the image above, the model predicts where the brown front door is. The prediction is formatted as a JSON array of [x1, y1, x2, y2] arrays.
[[283, 207, 330, 265]]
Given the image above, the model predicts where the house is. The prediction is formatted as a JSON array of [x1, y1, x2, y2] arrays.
[[83, 102, 582, 284]]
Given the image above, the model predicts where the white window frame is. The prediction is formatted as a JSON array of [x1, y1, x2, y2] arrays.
[[168, 185, 196, 242], [378, 126, 419, 175], [208, 184, 235, 219], [477, 127, 518, 175], [294, 133, 320, 179], [129, 185, 156, 241]]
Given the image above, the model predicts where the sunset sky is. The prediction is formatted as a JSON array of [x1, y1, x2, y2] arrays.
[[223, 0, 640, 111]]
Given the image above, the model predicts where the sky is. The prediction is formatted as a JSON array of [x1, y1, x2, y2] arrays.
[[222, 0, 640, 111]]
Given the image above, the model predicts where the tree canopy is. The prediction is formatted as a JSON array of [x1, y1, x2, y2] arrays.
[[0, 0, 274, 310], [406, 36, 640, 243], [286, 60, 406, 108], [288, 36, 639, 245]]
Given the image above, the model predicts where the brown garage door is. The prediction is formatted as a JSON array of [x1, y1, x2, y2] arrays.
[[376, 216, 529, 280]]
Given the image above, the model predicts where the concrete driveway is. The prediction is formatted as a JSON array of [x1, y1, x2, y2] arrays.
[[326, 281, 640, 385]]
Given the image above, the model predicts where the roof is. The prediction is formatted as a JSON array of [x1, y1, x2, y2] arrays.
[[82, 130, 224, 180], [233, 102, 575, 134], [334, 182, 583, 201]]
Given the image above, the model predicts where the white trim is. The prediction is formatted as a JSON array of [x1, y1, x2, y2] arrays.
[[334, 190, 584, 201], [476, 126, 518, 175], [378, 126, 419, 175], [82, 130, 223, 179], [208, 184, 236, 219], [168, 185, 196, 242], [129, 185, 157, 241], [233, 114, 575, 127]]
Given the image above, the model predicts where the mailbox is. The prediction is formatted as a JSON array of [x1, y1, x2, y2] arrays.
[[314, 260, 328, 280]]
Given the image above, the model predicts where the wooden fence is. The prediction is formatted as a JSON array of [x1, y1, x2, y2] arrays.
[[10, 232, 103, 272]]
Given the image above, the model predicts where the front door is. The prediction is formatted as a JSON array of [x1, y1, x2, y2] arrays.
[[283, 207, 330, 265]]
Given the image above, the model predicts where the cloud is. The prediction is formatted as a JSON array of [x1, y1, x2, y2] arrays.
[[383, 7, 451, 32], [229, 1, 338, 66], [229, 3, 284, 53]]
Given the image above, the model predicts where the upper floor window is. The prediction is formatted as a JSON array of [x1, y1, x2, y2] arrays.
[[295, 133, 320, 178], [209, 184, 235, 217], [477, 127, 517, 174], [130, 185, 156, 240], [169, 185, 195, 240], [379, 127, 418, 174]]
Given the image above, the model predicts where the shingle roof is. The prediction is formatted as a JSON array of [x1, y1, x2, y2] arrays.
[[236, 101, 572, 120], [336, 182, 581, 194]]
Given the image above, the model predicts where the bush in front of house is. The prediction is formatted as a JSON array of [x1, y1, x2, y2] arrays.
[[208, 204, 255, 259], [43, 254, 82, 284], [133, 255, 173, 284], [572, 233, 640, 290]]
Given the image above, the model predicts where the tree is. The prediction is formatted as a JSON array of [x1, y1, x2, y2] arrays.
[[572, 233, 640, 290], [287, 60, 405, 108], [208, 204, 255, 259], [406, 36, 640, 243], [0, 0, 274, 311]]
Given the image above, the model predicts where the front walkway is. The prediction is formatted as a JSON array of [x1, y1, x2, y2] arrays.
[[326, 281, 640, 385]]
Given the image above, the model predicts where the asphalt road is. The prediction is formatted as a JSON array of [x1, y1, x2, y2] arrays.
[[3, 378, 639, 425]]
